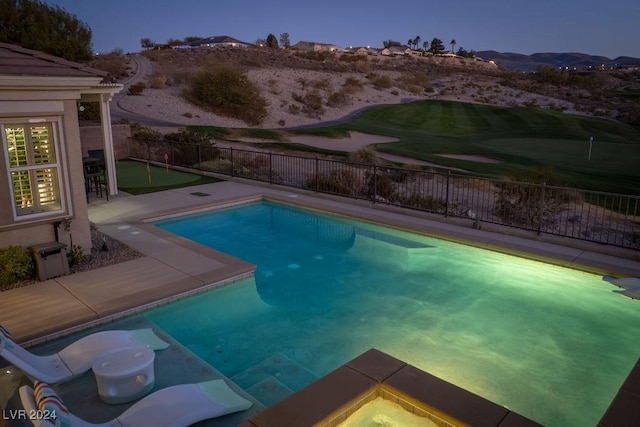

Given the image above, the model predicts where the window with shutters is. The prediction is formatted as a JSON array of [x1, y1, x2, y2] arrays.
[[3, 121, 64, 218]]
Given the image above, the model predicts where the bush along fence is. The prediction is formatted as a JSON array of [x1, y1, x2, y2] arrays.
[[129, 138, 640, 250]]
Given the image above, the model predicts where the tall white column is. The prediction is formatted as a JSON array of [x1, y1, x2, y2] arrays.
[[99, 94, 118, 196]]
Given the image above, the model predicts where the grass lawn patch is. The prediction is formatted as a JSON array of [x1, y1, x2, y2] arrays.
[[296, 100, 640, 195], [116, 159, 222, 195]]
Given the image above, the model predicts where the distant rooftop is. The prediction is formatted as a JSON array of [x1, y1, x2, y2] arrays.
[[0, 42, 107, 78], [189, 35, 253, 47]]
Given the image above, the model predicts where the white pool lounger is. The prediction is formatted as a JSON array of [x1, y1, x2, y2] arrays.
[[19, 379, 253, 427], [0, 326, 169, 384]]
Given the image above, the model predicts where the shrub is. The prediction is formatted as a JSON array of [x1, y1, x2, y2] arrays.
[[354, 61, 371, 74], [131, 124, 162, 140], [288, 104, 301, 115], [164, 128, 214, 145], [339, 54, 362, 62], [296, 78, 308, 90], [127, 82, 146, 95], [372, 75, 393, 90], [198, 159, 232, 175], [148, 73, 167, 89], [305, 169, 359, 196], [311, 78, 332, 92], [164, 129, 220, 166], [296, 50, 333, 62], [364, 171, 396, 200], [185, 66, 267, 126], [348, 147, 379, 164], [66, 245, 84, 267], [0, 246, 35, 287], [296, 90, 325, 118], [493, 167, 578, 229], [397, 71, 430, 93], [406, 85, 422, 94], [327, 90, 350, 107], [398, 194, 447, 212], [233, 154, 271, 180], [343, 77, 363, 94], [267, 79, 281, 95]]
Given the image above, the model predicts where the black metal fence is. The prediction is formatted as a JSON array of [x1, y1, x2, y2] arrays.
[[128, 138, 640, 249]]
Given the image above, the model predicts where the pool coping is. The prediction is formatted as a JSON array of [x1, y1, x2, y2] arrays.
[[240, 348, 542, 427]]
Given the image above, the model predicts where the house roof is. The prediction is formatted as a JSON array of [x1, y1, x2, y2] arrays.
[[0, 42, 107, 79], [293, 41, 338, 47], [191, 35, 252, 47]]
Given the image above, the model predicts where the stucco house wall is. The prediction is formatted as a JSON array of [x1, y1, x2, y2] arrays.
[[80, 124, 131, 160], [0, 42, 121, 255], [0, 99, 90, 249]]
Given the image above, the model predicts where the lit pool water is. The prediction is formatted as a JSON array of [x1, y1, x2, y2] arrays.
[[149, 201, 640, 427]]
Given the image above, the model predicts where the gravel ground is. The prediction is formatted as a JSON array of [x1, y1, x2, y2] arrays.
[[71, 226, 144, 274], [2, 227, 143, 291]]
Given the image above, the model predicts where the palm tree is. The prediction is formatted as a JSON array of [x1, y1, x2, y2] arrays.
[[422, 40, 429, 51], [413, 36, 421, 51], [450, 39, 457, 54]]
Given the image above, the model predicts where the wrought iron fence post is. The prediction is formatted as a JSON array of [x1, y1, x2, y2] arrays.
[[269, 152, 273, 184], [198, 144, 202, 167], [373, 164, 377, 204], [230, 147, 234, 177], [315, 157, 319, 193], [445, 171, 451, 217], [538, 181, 546, 235]]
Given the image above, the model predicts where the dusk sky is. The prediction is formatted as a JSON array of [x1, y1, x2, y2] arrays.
[[43, 0, 639, 59]]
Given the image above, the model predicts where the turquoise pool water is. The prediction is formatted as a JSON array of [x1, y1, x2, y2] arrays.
[[149, 201, 640, 427]]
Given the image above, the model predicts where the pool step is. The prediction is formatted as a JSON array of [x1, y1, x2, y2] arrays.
[[231, 353, 318, 405], [351, 229, 435, 269], [244, 376, 293, 407], [356, 228, 434, 249]]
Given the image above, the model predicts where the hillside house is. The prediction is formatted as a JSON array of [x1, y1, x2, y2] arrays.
[[176, 35, 253, 49], [0, 42, 121, 252], [353, 47, 369, 56], [291, 41, 339, 52], [381, 46, 412, 56]]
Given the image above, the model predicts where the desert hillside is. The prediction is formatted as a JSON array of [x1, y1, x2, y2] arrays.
[[110, 47, 598, 130]]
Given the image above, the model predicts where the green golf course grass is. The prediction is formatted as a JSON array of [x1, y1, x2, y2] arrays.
[[291, 100, 640, 195], [116, 160, 222, 194]]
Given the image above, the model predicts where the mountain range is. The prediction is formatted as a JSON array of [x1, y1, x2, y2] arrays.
[[475, 51, 640, 72]]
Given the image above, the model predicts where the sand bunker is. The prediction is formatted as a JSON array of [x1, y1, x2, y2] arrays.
[[288, 132, 399, 151], [436, 154, 502, 164]]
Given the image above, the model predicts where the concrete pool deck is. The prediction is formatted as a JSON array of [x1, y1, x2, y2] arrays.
[[1, 180, 639, 425]]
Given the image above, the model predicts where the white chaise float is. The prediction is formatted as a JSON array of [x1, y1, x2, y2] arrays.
[[19, 379, 253, 427], [0, 324, 169, 384]]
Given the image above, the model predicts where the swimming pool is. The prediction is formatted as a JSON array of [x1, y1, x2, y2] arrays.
[[149, 200, 640, 427]]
